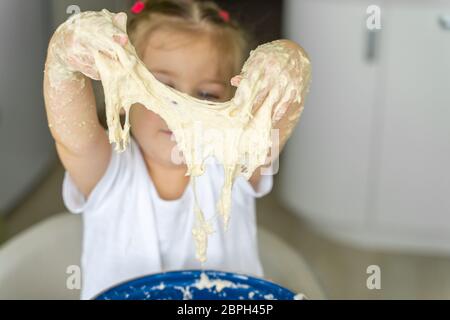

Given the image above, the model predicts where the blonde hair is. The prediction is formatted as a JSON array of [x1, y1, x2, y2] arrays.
[[127, 0, 252, 76]]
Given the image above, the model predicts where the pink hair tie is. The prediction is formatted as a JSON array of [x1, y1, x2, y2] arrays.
[[219, 9, 230, 23], [131, 1, 145, 14]]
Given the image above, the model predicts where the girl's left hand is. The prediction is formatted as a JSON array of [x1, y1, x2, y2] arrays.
[[230, 39, 311, 149], [230, 40, 311, 191]]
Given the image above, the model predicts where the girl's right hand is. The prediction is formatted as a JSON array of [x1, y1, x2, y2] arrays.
[[47, 12, 129, 81]]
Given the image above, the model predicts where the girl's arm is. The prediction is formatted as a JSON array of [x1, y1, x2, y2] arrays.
[[43, 35, 111, 198], [248, 97, 303, 190]]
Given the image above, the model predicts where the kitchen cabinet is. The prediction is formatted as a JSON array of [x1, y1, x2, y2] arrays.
[[278, 0, 450, 253]]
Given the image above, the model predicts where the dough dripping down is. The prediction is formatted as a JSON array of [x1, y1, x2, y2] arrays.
[[49, 10, 311, 263]]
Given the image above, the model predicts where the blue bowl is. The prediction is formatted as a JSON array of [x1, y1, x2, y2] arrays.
[[94, 269, 297, 300]]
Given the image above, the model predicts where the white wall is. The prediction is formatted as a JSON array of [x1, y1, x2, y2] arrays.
[[0, 0, 54, 214]]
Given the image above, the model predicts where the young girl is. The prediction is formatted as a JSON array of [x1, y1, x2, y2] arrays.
[[44, 0, 302, 300]]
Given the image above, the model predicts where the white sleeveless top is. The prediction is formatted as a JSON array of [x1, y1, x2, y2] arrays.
[[62, 138, 273, 299]]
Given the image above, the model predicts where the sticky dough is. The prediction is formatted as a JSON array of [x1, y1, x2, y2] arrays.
[[49, 10, 311, 263]]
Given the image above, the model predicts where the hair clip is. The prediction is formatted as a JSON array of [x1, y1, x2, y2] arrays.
[[218, 9, 230, 23], [131, 1, 145, 14]]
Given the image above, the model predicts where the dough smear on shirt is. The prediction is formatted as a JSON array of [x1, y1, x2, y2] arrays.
[[49, 10, 311, 263]]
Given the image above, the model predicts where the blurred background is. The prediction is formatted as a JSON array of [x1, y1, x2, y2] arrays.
[[1, 0, 450, 299]]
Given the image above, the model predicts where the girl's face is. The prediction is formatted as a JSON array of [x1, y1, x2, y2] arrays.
[[130, 28, 235, 168]]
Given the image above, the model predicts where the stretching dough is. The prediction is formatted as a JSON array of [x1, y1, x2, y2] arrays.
[[49, 10, 311, 263]]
